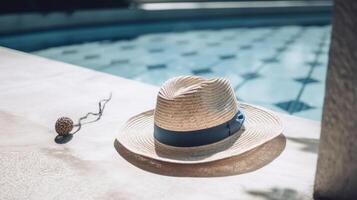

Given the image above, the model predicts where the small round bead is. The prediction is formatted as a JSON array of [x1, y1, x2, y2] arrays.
[[55, 117, 74, 136]]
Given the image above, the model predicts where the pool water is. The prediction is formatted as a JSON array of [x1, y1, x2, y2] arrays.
[[33, 25, 331, 121]]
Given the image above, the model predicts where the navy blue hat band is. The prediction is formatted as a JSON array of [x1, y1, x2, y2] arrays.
[[154, 111, 245, 147]]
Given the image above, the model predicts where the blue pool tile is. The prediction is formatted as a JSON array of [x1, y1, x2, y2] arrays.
[[317, 53, 329, 66], [275, 100, 314, 114], [313, 49, 323, 55], [222, 35, 236, 40], [246, 102, 289, 114], [207, 42, 220, 47], [136, 34, 167, 44], [222, 74, 244, 88], [121, 45, 136, 50], [176, 40, 189, 45], [134, 69, 188, 86], [284, 39, 295, 46], [84, 54, 100, 60], [321, 45, 330, 53], [237, 78, 301, 103], [257, 39, 285, 49], [101, 64, 147, 79], [76, 56, 113, 69], [187, 55, 219, 69], [262, 57, 279, 63], [241, 72, 261, 80], [139, 54, 174, 66], [148, 48, 164, 53], [245, 48, 276, 60], [147, 64, 167, 70], [283, 48, 316, 64], [207, 45, 236, 55], [260, 63, 310, 79], [305, 61, 323, 67], [219, 54, 236, 60], [275, 46, 287, 52], [150, 36, 165, 42], [182, 51, 198, 57], [34, 48, 62, 58], [239, 45, 252, 50], [252, 37, 266, 43], [110, 59, 130, 65], [32, 25, 331, 121], [197, 33, 209, 38], [166, 59, 194, 71], [299, 83, 326, 108], [211, 60, 258, 76], [192, 68, 213, 75], [62, 49, 78, 54], [294, 77, 319, 84], [310, 66, 328, 82], [294, 107, 323, 121]]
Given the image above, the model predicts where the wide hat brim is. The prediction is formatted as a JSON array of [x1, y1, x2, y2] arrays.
[[115, 103, 286, 177]]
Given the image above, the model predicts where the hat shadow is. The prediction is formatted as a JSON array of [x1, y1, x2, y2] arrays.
[[114, 134, 286, 177]]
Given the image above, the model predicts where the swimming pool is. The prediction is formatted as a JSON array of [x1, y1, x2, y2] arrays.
[[33, 25, 330, 121]]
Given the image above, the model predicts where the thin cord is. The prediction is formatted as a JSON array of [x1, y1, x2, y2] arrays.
[[71, 93, 112, 134]]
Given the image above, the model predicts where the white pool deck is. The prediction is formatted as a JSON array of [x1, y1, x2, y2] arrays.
[[0, 47, 321, 200]]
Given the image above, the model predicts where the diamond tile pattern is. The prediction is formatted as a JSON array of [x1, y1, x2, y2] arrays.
[[241, 72, 261, 80], [33, 25, 331, 120], [111, 59, 130, 65], [182, 51, 198, 56], [62, 49, 77, 54], [207, 42, 220, 47], [275, 100, 314, 114], [84, 54, 100, 60], [294, 77, 319, 84], [147, 64, 167, 70], [240, 45, 252, 50], [192, 68, 213, 75], [219, 55, 236, 60], [121, 45, 135, 50], [177, 40, 189, 44], [262, 57, 279, 63], [149, 48, 164, 53]]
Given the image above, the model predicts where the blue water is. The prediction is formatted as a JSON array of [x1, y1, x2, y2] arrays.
[[33, 25, 331, 121]]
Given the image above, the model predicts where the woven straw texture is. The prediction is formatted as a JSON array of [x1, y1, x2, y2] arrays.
[[155, 76, 238, 131], [115, 75, 284, 171], [116, 103, 283, 164]]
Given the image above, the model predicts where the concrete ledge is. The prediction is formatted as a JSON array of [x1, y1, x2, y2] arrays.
[[0, 47, 320, 199]]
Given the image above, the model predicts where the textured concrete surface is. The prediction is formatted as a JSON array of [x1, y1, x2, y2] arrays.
[[0, 47, 321, 200], [314, 0, 357, 199]]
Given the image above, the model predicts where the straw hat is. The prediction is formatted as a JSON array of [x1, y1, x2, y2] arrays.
[[115, 76, 285, 177]]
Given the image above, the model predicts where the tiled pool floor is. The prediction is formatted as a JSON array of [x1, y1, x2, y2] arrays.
[[33, 25, 331, 121]]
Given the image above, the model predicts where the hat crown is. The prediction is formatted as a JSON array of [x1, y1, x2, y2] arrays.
[[154, 76, 238, 131]]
